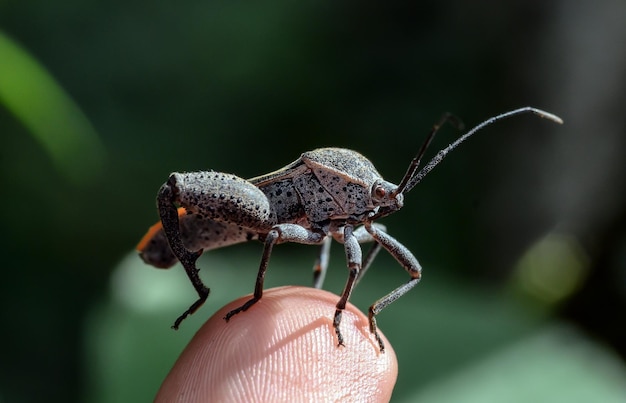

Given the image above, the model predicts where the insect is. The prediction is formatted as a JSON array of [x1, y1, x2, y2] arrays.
[[137, 107, 562, 351]]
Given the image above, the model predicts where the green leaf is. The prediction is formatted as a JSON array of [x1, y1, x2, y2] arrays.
[[0, 31, 105, 185]]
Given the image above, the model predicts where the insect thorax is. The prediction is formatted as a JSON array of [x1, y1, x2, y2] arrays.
[[261, 168, 374, 228]]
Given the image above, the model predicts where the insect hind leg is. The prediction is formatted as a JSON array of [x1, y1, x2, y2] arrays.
[[157, 171, 278, 329], [157, 181, 209, 329]]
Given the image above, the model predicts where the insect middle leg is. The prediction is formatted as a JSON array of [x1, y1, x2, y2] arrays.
[[312, 237, 332, 289], [224, 223, 325, 321]]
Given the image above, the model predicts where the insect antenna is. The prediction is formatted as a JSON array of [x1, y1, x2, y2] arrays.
[[392, 113, 463, 197], [401, 107, 563, 195]]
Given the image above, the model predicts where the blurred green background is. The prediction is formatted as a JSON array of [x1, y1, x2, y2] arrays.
[[1, 1, 625, 402]]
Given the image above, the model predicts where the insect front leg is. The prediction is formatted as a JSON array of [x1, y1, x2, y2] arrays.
[[364, 221, 422, 352], [224, 223, 325, 321], [310, 224, 385, 291], [333, 225, 362, 348], [352, 223, 387, 286], [157, 171, 276, 329], [331, 224, 387, 347]]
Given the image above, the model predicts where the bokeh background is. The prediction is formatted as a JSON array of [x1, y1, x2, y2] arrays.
[[1, 1, 625, 402]]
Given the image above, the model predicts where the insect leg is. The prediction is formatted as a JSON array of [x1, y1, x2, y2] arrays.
[[157, 182, 209, 329], [312, 237, 332, 289], [364, 221, 422, 352], [157, 171, 275, 329], [224, 223, 325, 321], [352, 223, 386, 286], [333, 225, 362, 347], [138, 209, 260, 269]]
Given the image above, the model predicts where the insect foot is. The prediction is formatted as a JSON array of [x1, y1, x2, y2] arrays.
[[137, 106, 562, 351]]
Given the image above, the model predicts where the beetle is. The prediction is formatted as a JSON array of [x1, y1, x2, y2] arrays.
[[137, 107, 562, 351]]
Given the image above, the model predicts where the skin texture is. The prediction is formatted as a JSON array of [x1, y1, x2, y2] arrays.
[[156, 286, 398, 402]]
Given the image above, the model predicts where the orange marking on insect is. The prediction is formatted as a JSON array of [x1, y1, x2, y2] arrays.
[[136, 207, 187, 252]]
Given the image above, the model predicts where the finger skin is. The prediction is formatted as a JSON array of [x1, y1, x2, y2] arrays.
[[156, 286, 398, 402]]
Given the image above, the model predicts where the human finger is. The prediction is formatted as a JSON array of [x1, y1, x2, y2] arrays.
[[156, 285, 398, 402]]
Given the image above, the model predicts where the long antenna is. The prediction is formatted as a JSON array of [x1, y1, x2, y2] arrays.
[[392, 113, 463, 197], [401, 107, 563, 194]]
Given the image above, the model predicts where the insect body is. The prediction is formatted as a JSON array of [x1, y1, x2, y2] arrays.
[[137, 107, 562, 351]]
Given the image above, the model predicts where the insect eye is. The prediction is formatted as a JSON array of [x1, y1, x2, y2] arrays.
[[374, 185, 386, 198]]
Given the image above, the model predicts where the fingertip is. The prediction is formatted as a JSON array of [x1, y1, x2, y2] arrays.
[[157, 286, 397, 402]]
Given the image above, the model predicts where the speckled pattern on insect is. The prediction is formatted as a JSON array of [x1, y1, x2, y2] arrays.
[[137, 107, 562, 351]]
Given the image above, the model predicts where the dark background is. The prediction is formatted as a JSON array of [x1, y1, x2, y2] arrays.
[[1, 1, 625, 402]]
